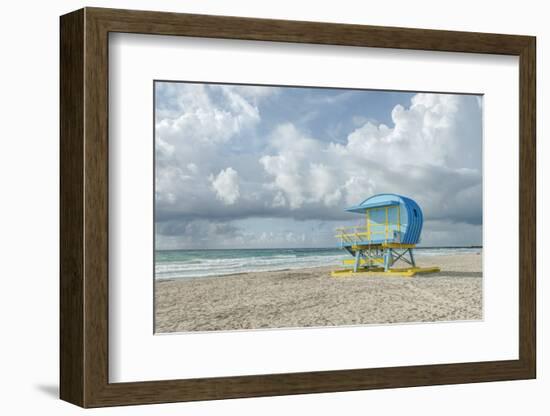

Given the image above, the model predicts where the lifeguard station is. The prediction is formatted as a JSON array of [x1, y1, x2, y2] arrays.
[[332, 194, 440, 277]]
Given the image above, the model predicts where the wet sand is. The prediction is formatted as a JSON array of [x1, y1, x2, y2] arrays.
[[155, 253, 482, 333]]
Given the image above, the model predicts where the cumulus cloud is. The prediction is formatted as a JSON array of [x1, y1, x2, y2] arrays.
[[154, 83, 482, 248], [209, 167, 241, 205], [259, 93, 482, 226], [155, 83, 261, 145], [259, 124, 344, 209]]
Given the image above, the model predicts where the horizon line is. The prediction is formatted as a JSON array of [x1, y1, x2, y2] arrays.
[[155, 245, 483, 252]]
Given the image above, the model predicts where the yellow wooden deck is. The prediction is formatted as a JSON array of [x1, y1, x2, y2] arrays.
[[331, 266, 441, 278]]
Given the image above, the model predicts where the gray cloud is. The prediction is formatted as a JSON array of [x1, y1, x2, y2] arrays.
[[154, 84, 482, 248]]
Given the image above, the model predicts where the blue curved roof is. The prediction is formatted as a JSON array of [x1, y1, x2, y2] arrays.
[[345, 193, 423, 245]]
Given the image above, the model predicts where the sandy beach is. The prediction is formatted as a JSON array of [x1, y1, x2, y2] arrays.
[[155, 253, 482, 333]]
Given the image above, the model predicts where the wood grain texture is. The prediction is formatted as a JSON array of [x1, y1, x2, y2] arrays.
[[59, 7, 537, 408], [83, 10, 110, 406], [518, 38, 536, 375], [59, 8, 84, 406], [89, 7, 532, 54]]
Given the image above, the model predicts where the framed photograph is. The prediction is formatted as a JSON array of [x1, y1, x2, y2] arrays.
[[60, 7, 536, 407]]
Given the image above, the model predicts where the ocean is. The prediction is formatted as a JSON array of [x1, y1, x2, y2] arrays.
[[154, 247, 482, 280]]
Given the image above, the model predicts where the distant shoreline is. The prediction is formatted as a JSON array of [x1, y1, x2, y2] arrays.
[[154, 252, 481, 282], [155, 246, 483, 252], [154, 247, 482, 281]]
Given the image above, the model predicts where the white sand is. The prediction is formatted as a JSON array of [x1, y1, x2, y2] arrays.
[[155, 253, 482, 333]]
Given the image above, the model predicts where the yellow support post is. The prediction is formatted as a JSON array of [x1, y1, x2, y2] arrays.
[[397, 204, 401, 235], [385, 207, 388, 240], [366, 210, 371, 241]]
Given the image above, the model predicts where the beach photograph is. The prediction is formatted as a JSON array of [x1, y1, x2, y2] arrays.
[[154, 81, 483, 333]]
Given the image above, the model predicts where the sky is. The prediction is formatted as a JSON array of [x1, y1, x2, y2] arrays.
[[154, 81, 483, 250]]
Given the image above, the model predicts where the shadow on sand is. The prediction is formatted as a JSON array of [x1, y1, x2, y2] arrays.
[[425, 271, 482, 278]]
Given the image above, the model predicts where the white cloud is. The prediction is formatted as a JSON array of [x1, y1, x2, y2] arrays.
[[154, 86, 482, 248], [259, 124, 344, 209], [209, 167, 241, 205], [259, 93, 482, 225], [154, 83, 272, 219], [220, 84, 279, 104], [156, 83, 262, 145], [344, 93, 466, 168], [272, 191, 287, 207]]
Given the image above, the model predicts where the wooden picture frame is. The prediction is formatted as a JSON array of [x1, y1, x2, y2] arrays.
[[60, 7, 536, 408]]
